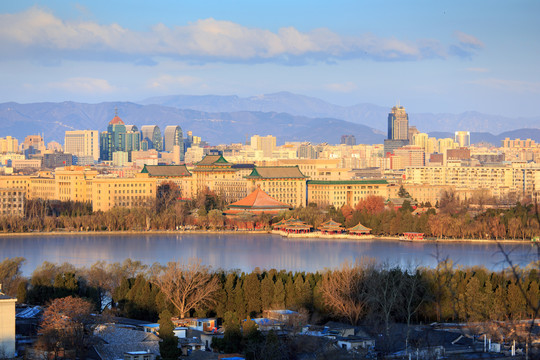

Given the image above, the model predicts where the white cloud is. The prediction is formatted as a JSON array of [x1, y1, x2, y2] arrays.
[[325, 82, 357, 93], [47, 77, 116, 93], [0, 7, 480, 64], [455, 31, 484, 49]]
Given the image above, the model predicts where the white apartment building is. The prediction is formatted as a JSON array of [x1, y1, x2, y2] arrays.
[[64, 130, 99, 162], [405, 163, 540, 199]]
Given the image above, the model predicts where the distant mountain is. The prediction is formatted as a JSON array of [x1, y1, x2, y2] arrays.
[[0, 102, 385, 145], [141, 92, 540, 133]]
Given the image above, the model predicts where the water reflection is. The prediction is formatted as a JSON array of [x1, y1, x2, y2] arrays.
[[0, 233, 537, 275]]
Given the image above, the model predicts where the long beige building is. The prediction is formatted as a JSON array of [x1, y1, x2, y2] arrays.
[[405, 163, 540, 200], [307, 180, 388, 208], [91, 174, 157, 212]]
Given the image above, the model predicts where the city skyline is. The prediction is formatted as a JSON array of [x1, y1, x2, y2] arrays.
[[1, 1, 539, 119]]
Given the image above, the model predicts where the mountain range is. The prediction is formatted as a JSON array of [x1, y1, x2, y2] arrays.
[[0, 92, 539, 146]]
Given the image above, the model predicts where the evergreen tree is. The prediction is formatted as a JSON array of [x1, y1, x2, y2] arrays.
[[397, 185, 411, 198], [224, 273, 237, 314], [285, 276, 296, 308], [158, 310, 179, 360], [272, 279, 285, 309], [243, 273, 262, 317], [260, 275, 274, 311], [233, 280, 246, 319], [16, 280, 28, 304]]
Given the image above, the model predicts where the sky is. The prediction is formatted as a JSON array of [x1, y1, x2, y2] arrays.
[[1, 0, 539, 117]]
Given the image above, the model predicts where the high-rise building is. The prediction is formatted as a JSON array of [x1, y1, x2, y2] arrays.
[[100, 113, 126, 161], [454, 131, 471, 147], [340, 135, 356, 146], [388, 105, 409, 141], [141, 125, 163, 151], [164, 125, 184, 161], [250, 135, 276, 158], [100, 111, 141, 161], [384, 105, 410, 156], [0, 136, 18, 153], [64, 130, 99, 162], [125, 125, 141, 153]]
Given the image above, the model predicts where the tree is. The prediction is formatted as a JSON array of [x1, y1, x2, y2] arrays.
[[158, 310, 179, 360], [37, 296, 95, 359], [355, 195, 385, 214], [151, 258, 220, 319], [397, 185, 411, 198], [156, 181, 181, 213], [320, 259, 373, 325], [0, 257, 25, 297]]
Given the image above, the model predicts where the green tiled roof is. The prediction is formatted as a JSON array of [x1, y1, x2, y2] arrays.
[[196, 155, 230, 166], [142, 164, 191, 177], [246, 166, 307, 179]]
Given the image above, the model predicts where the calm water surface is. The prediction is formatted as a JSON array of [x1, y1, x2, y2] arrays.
[[0, 233, 537, 275]]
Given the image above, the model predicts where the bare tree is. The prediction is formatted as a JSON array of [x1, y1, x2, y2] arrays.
[[320, 259, 374, 325], [366, 264, 405, 338], [37, 296, 95, 359], [151, 258, 220, 319]]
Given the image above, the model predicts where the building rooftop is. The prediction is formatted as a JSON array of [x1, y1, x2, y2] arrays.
[[196, 155, 229, 166], [141, 164, 191, 177], [228, 187, 290, 210], [246, 166, 307, 179], [109, 115, 125, 125]]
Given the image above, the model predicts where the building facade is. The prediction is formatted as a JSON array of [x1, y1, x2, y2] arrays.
[[140, 125, 163, 151], [163, 126, 184, 160], [245, 166, 307, 207], [307, 180, 388, 208], [91, 175, 157, 212], [0, 290, 16, 359], [0, 188, 25, 216], [64, 130, 100, 162]]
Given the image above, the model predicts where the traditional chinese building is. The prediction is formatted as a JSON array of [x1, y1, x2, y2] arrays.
[[141, 164, 193, 199], [191, 155, 248, 203], [224, 187, 290, 216], [245, 166, 307, 207]]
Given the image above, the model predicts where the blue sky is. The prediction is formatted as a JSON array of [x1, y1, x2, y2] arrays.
[[1, 1, 539, 117]]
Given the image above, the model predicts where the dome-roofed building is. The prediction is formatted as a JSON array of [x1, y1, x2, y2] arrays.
[[100, 108, 140, 161]]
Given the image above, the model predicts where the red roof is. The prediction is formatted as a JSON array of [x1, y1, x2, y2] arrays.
[[109, 115, 125, 125], [228, 187, 290, 209]]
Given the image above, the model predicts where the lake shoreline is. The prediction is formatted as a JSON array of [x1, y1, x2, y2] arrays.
[[0, 229, 532, 244]]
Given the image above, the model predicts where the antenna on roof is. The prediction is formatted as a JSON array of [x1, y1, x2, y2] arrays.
[[114, 106, 118, 116]]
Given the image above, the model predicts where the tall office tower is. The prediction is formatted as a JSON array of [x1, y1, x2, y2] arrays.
[[64, 130, 99, 161], [0, 136, 18, 153], [100, 113, 126, 161], [125, 125, 141, 153], [388, 105, 409, 140], [384, 104, 410, 156], [250, 135, 277, 157], [140, 125, 163, 151], [454, 131, 471, 147], [340, 135, 356, 146], [164, 125, 184, 158]]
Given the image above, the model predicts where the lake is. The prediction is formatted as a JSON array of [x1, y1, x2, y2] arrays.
[[0, 233, 538, 275]]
